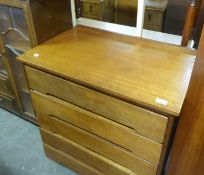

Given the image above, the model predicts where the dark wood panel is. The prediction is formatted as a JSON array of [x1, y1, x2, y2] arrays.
[[166, 27, 204, 175], [181, 1, 201, 46], [193, 0, 204, 48], [29, 0, 73, 45], [164, 0, 189, 35]]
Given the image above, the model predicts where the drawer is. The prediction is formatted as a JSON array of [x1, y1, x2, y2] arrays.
[[0, 73, 12, 96], [0, 93, 18, 112], [42, 129, 133, 175], [32, 90, 162, 165], [45, 144, 102, 175], [38, 114, 157, 175], [80, 0, 102, 19], [144, 24, 161, 32], [81, 14, 100, 20], [25, 66, 168, 143], [144, 9, 164, 31]]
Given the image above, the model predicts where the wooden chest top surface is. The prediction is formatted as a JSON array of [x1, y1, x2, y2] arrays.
[[18, 26, 196, 116]]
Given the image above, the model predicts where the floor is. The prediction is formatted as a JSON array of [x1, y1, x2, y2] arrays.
[[0, 108, 77, 175]]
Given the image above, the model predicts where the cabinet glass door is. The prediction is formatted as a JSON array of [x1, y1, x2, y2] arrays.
[[5, 46, 35, 116], [0, 4, 35, 117], [0, 5, 31, 51], [2, 29, 31, 52], [9, 7, 29, 38], [0, 54, 7, 75], [0, 5, 13, 33], [0, 73, 12, 96]]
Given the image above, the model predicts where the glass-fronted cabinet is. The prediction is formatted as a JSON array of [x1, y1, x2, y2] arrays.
[[0, 4, 34, 117], [0, 0, 72, 123]]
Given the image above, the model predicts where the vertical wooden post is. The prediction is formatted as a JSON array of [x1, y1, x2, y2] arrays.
[[181, 0, 201, 46], [166, 26, 204, 175], [193, 0, 204, 48]]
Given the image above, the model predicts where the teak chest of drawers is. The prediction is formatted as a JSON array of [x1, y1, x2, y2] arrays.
[[18, 26, 196, 175]]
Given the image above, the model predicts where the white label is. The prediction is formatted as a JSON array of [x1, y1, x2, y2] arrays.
[[155, 98, 168, 106], [34, 53, 40, 58]]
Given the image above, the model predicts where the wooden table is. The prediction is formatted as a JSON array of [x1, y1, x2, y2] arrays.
[[18, 26, 196, 175]]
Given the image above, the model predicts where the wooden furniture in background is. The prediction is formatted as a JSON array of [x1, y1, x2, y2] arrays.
[[166, 27, 204, 175], [163, 0, 189, 35], [144, 2, 167, 32], [79, 0, 115, 22], [77, 0, 167, 32], [0, 0, 72, 123], [18, 26, 195, 175], [181, 0, 202, 46], [116, 0, 167, 31]]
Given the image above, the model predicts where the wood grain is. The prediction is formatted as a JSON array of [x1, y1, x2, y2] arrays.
[[181, 1, 200, 46], [44, 144, 103, 175], [38, 115, 157, 175], [31, 91, 166, 148], [41, 129, 134, 175], [31, 90, 163, 165], [17, 26, 196, 116], [27, 67, 168, 143], [38, 113, 162, 165], [29, 0, 73, 45], [166, 27, 204, 175]]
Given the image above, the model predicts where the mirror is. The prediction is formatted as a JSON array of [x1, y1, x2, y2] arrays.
[[75, 0, 139, 27]]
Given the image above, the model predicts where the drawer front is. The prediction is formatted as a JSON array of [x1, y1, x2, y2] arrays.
[[42, 129, 133, 175], [144, 9, 164, 31], [25, 66, 168, 144], [38, 114, 157, 175], [81, 1, 102, 18], [81, 14, 100, 20], [144, 25, 161, 32], [0, 93, 18, 112], [45, 145, 102, 175], [32, 90, 162, 165], [0, 73, 12, 96]]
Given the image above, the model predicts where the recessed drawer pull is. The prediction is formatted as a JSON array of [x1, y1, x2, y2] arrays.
[[26, 66, 168, 144], [32, 91, 162, 165], [38, 114, 157, 175], [49, 114, 135, 154], [45, 92, 136, 132]]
